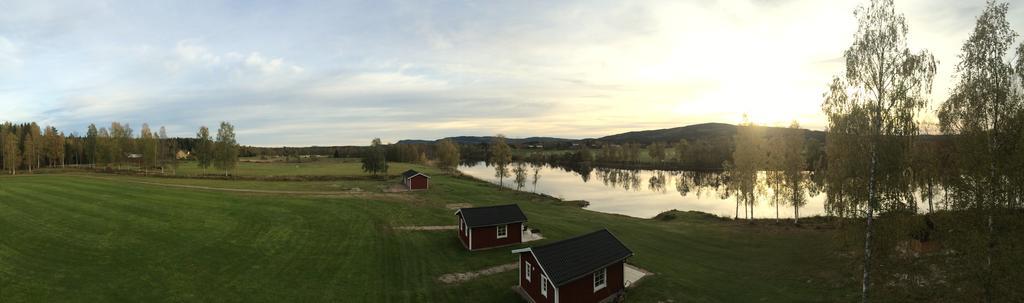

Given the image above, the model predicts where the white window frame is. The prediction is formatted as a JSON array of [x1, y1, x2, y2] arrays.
[[497, 224, 508, 239], [541, 275, 548, 297], [593, 267, 607, 292], [525, 262, 532, 282]]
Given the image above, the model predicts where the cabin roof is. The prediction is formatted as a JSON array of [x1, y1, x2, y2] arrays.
[[520, 229, 633, 287], [456, 204, 527, 228], [402, 169, 429, 179]]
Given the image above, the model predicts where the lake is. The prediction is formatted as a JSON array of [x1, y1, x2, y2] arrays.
[[458, 162, 829, 219]]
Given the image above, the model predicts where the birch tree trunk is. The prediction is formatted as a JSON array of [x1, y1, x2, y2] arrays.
[[862, 141, 877, 303]]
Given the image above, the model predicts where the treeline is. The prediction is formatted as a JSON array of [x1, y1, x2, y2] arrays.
[[725, 120, 814, 223], [591, 137, 735, 169], [508, 131, 822, 172], [0, 121, 239, 175], [348, 134, 803, 172], [0, 122, 68, 173], [238, 143, 435, 164], [358, 138, 462, 176]]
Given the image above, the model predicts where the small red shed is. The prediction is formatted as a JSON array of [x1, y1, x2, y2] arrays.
[[401, 169, 430, 190], [455, 204, 528, 251], [512, 229, 633, 303]]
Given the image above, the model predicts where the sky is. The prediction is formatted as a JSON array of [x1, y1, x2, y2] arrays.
[[1, 0, 1022, 146]]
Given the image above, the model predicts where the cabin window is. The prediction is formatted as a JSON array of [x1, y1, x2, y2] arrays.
[[593, 268, 607, 292], [541, 275, 548, 297], [497, 225, 508, 239], [525, 262, 532, 281]]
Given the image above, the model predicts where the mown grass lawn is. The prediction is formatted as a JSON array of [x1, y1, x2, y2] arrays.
[[0, 165, 856, 302], [172, 158, 440, 177]]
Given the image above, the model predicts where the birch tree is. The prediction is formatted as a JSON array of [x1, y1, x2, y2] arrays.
[[937, 2, 1022, 301], [674, 139, 690, 164], [98, 127, 112, 167], [729, 116, 764, 220], [86, 124, 98, 167], [109, 123, 126, 168], [53, 129, 65, 167], [821, 1, 937, 301], [22, 123, 40, 172], [2, 127, 20, 175], [783, 121, 807, 224], [436, 138, 461, 172], [531, 164, 542, 193], [140, 124, 157, 172], [213, 121, 238, 176], [42, 126, 58, 167], [196, 126, 214, 174], [361, 138, 388, 176], [490, 135, 512, 189], [647, 142, 667, 163], [513, 162, 528, 191], [766, 138, 786, 223]]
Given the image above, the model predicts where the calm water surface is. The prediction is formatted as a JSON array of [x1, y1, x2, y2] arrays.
[[458, 162, 828, 219]]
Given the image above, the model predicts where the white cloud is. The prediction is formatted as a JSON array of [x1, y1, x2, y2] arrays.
[[305, 71, 448, 97], [165, 40, 303, 78], [1, 0, 1010, 145], [244, 52, 304, 74], [0, 36, 22, 69]]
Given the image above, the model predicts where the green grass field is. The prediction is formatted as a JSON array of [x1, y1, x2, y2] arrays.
[[172, 157, 441, 177], [0, 161, 855, 302]]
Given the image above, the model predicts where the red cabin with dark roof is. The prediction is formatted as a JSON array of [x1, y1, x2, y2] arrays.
[[455, 204, 527, 251], [512, 229, 633, 303], [401, 169, 430, 190]]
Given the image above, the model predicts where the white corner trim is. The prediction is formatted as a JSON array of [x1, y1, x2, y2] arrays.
[[512, 250, 557, 293], [518, 254, 523, 288], [511, 248, 531, 254]]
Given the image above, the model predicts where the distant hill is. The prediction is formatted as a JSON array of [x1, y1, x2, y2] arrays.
[[397, 122, 836, 147], [598, 122, 827, 144], [396, 136, 576, 145]]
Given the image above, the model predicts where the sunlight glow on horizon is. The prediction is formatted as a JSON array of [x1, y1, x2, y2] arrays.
[[1, 0, 1018, 145]]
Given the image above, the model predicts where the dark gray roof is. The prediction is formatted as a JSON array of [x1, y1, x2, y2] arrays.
[[457, 204, 527, 227], [526, 229, 633, 287], [402, 169, 428, 179]]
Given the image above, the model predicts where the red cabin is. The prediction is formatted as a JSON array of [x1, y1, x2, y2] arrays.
[[455, 204, 528, 251], [512, 229, 633, 303], [401, 169, 430, 190]]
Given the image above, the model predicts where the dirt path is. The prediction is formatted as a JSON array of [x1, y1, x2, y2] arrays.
[[394, 225, 459, 231], [72, 174, 372, 196], [438, 263, 518, 284], [445, 203, 472, 210]]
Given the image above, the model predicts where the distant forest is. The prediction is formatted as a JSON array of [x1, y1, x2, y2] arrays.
[[0, 119, 952, 175], [246, 122, 882, 171], [0, 121, 238, 175]]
